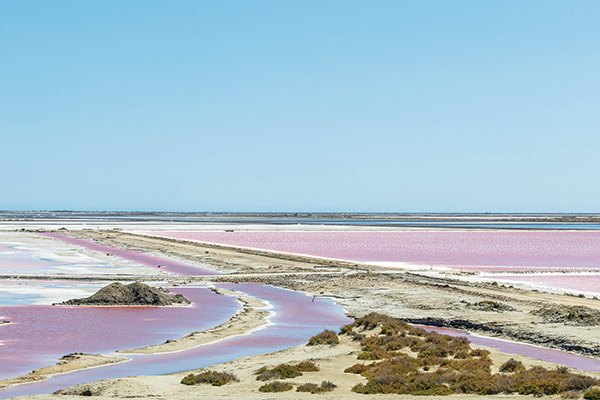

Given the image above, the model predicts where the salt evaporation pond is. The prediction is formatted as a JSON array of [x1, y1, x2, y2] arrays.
[[141, 231, 600, 271], [0, 285, 241, 381], [3, 231, 600, 398], [40, 232, 218, 276], [0, 284, 352, 398], [0, 239, 116, 275]]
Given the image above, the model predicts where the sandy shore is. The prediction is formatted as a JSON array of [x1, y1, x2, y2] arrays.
[[0, 354, 128, 391]]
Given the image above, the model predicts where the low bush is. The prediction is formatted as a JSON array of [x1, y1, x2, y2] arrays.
[[255, 361, 319, 381], [181, 374, 196, 385], [308, 329, 340, 346], [296, 381, 337, 394], [180, 370, 238, 386], [499, 358, 526, 373], [296, 360, 320, 372], [584, 388, 600, 400], [344, 363, 369, 374], [341, 312, 598, 396], [258, 381, 293, 392]]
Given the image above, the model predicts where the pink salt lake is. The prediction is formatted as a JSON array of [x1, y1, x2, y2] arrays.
[[0, 286, 240, 381], [0, 283, 352, 398], [142, 231, 600, 271]]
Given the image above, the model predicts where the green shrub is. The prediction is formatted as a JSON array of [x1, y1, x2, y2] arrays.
[[344, 363, 368, 374], [180, 370, 238, 386], [308, 329, 339, 346], [296, 361, 320, 372], [357, 349, 388, 360], [259, 381, 294, 392], [181, 374, 197, 385], [499, 358, 525, 373], [584, 388, 600, 400], [470, 349, 490, 359], [255, 361, 319, 380], [297, 381, 336, 393]]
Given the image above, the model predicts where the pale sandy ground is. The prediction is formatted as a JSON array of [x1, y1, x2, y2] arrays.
[[3, 228, 600, 399], [0, 354, 128, 391]]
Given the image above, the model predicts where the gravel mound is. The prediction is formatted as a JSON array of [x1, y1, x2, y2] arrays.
[[56, 282, 190, 306]]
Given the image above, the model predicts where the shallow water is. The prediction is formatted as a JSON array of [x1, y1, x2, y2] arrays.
[[0, 286, 240, 381], [0, 242, 85, 274], [0, 235, 158, 276], [0, 280, 104, 306], [41, 233, 218, 276], [143, 231, 600, 271]]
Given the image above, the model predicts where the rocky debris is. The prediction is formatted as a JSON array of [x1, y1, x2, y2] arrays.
[[467, 300, 515, 312], [58, 353, 87, 363], [532, 305, 600, 326], [56, 282, 190, 306]]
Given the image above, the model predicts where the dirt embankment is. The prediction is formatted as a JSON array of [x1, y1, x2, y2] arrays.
[[532, 305, 600, 326], [204, 271, 600, 358], [66, 230, 375, 274]]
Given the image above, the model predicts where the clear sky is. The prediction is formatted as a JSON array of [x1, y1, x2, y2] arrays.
[[1, 1, 598, 212]]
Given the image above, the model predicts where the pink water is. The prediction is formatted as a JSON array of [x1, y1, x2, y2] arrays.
[[144, 231, 600, 271], [0, 286, 240, 380], [40, 233, 218, 276], [481, 274, 600, 294], [0, 284, 352, 398]]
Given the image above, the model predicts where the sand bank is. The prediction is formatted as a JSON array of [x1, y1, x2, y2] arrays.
[[118, 288, 270, 354], [0, 354, 128, 391]]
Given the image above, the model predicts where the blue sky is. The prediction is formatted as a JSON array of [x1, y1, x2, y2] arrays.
[[1, 1, 598, 212]]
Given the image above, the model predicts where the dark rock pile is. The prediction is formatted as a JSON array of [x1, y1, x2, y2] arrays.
[[56, 282, 190, 306], [532, 305, 600, 326], [469, 300, 515, 312]]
